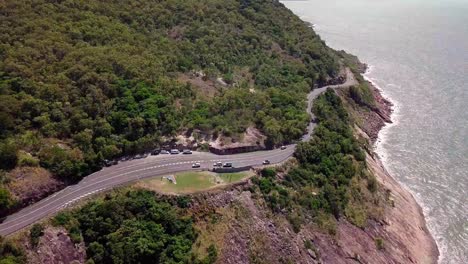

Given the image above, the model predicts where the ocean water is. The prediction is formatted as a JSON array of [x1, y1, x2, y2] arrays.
[[281, 0, 468, 263]]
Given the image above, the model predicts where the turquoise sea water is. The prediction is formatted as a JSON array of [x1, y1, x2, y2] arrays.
[[281, 0, 468, 263]]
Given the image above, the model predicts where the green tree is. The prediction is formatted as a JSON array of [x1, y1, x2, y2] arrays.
[[0, 188, 14, 212], [0, 141, 17, 170], [29, 224, 44, 247]]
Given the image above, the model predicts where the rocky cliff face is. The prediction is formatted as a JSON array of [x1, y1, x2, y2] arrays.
[[186, 84, 438, 264], [188, 159, 438, 264], [23, 227, 86, 264]]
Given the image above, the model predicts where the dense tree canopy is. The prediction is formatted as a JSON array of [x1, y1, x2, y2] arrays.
[[253, 90, 381, 230], [53, 190, 207, 264], [0, 0, 340, 196]]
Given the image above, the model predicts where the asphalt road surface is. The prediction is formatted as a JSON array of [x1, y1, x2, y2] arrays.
[[0, 68, 357, 236]]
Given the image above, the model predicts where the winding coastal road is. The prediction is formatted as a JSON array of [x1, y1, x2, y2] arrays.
[[0, 68, 357, 236]]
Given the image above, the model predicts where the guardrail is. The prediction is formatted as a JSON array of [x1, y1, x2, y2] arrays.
[[211, 166, 252, 173]]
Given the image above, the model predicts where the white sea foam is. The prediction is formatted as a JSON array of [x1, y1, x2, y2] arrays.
[[364, 66, 448, 263], [363, 66, 400, 163], [281, 0, 468, 260]]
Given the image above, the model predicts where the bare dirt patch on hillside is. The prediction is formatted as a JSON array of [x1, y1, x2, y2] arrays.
[[25, 226, 86, 264], [7, 167, 64, 206]]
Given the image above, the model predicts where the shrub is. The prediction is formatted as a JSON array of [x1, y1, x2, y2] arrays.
[[0, 188, 14, 212], [17, 151, 39, 167], [288, 213, 303, 233], [375, 237, 384, 250], [260, 168, 276, 179], [304, 240, 313, 250], [52, 211, 73, 227], [29, 224, 44, 247], [0, 141, 17, 170]]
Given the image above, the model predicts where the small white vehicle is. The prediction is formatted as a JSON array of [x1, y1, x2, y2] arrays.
[[192, 163, 201, 168], [280, 146, 287, 150], [262, 160, 271, 165], [170, 149, 180, 154], [222, 162, 233, 168], [213, 162, 223, 167]]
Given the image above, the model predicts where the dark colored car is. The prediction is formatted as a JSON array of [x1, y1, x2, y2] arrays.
[[151, 149, 160, 155]]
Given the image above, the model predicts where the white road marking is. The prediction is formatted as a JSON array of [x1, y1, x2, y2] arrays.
[[0, 148, 294, 233]]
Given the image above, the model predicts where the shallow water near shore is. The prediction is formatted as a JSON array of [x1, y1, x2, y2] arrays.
[[281, 0, 468, 263]]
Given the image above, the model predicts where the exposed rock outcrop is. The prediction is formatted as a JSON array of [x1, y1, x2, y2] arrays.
[[208, 127, 267, 155], [187, 76, 438, 264], [25, 227, 86, 264]]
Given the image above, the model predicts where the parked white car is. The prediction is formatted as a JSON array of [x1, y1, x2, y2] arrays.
[[170, 149, 180, 154]]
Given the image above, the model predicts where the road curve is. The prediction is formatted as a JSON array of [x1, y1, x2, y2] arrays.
[[0, 68, 357, 236]]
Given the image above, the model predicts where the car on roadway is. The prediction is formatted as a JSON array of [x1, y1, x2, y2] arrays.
[[182, 149, 192, 154], [262, 160, 270, 165], [160, 150, 169, 154], [222, 162, 233, 168], [280, 145, 287, 150], [192, 163, 201, 168], [134, 154, 144, 159], [104, 159, 118, 166], [151, 149, 160, 155], [170, 149, 180, 155], [213, 162, 223, 167]]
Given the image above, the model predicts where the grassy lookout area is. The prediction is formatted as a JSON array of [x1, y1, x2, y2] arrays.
[[134, 171, 254, 194]]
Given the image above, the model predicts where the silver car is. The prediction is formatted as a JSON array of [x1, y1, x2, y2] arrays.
[[170, 149, 180, 154]]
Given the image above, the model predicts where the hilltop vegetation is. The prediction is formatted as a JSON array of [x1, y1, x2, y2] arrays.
[[52, 190, 212, 264], [0, 91, 387, 264], [0, 0, 339, 211], [253, 90, 384, 231]]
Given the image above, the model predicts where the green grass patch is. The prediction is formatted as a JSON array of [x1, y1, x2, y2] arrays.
[[135, 171, 252, 194], [173, 172, 217, 192]]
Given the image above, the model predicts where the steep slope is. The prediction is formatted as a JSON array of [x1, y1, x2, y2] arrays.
[[0, 0, 339, 215]]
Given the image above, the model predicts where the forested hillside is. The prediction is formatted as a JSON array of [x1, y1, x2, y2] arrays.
[[0, 0, 339, 212]]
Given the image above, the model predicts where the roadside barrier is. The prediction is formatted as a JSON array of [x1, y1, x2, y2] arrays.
[[211, 166, 252, 173]]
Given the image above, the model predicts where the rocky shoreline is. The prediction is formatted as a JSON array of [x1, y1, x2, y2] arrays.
[[179, 67, 440, 264], [186, 68, 440, 264], [355, 68, 440, 263]]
